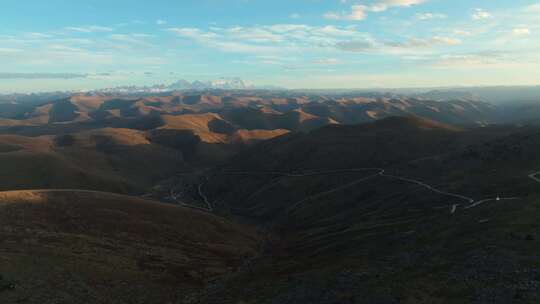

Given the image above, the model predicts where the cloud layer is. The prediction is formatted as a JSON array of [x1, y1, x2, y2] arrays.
[[0, 73, 88, 79], [0, 0, 539, 91], [325, 0, 427, 20]]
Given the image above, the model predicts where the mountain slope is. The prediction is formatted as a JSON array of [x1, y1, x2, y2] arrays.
[[0, 130, 186, 194], [0, 190, 260, 303], [217, 116, 462, 174], [191, 117, 540, 303]]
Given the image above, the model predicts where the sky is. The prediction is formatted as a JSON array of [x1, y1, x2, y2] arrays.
[[0, 0, 539, 93]]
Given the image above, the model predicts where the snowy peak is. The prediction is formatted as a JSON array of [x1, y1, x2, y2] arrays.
[[167, 78, 251, 90]]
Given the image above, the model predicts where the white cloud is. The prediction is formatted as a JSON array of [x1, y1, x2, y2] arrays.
[[323, 12, 341, 20], [416, 12, 447, 20], [169, 24, 368, 50], [26, 32, 54, 39], [430, 36, 462, 45], [348, 5, 369, 20], [371, 0, 427, 12], [512, 28, 531, 36], [0, 72, 88, 79], [156, 19, 167, 25], [168, 27, 218, 40], [472, 8, 492, 20], [431, 52, 521, 69], [325, 0, 427, 21], [524, 3, 540, 13], [314, 58, 340, 65], [335, 39, 375, 51], [0, 48, 22, 54], [0, 30, 167, 72], [108, 34, 152, 45], [225, 26, 284, 43], [452, 29, 473, 37], [384, 36, 461, 48], [168, 23, 461, 57], [289, 13, 301, 19], [324, 5, 367, 21], [65, 25, 114, 33]]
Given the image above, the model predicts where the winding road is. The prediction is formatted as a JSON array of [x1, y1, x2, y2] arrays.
[[198, 177, 214, 211], [529, 171, 540, 183], [193, 166, 527, 215], [169, 188, 213, 212], [464, 197, 522, 209], [196, 168, 385, 212]]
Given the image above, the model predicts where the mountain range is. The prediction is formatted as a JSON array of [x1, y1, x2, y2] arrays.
[[92, 77, 284, 94], [2, 90, 540, 303]]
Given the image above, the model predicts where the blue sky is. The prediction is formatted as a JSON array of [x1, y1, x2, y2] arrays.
[[0, 0, 539, 92]]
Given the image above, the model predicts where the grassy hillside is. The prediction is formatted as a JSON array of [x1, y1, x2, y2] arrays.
[[200, 194, 540, 304], [0, 130, 187, 194], [0, 190, 260, 303], [2, 92, 540, 303], [181, 118, 540, 304]]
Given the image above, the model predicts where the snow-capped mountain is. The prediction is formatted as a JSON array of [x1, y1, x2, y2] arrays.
[[85, 78, 283, 94], [168, 78, 250, 90]]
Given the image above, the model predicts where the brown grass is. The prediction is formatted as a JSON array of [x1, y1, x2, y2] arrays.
[[160, 113, 229, 143], [0, 190, 260, 303], [232, 129, 290, 145]]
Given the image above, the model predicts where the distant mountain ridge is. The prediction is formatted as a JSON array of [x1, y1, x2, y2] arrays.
[[168, 78, 249, 90], [93, 78, 285, 94], [0, 92, 502, 196], [4, 89, 540, 303], [0, 91, 509, 129]]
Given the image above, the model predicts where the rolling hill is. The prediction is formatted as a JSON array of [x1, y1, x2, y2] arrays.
[[0, 190, 260, 303], [3, 91, 540, 303], [188, 116, 540, 303]]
